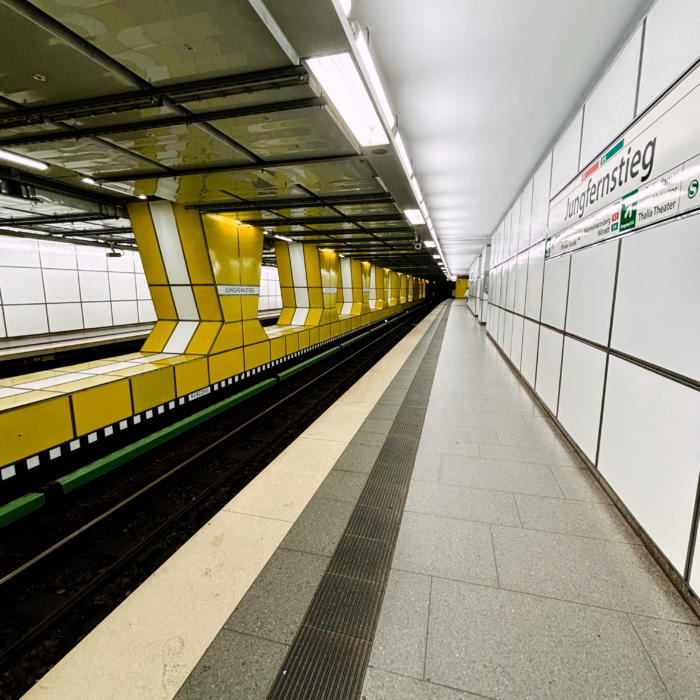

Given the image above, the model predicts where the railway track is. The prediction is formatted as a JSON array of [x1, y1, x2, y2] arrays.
[[0, 303, 434, 700]]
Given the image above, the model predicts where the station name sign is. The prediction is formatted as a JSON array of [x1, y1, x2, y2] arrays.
[[217, 285, 260, 295], [546, 60, 700, 259]]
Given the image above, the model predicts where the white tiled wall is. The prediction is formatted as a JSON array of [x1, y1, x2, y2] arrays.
[[484, 0, 700, 593], [0, 237, 155, 338], [258, 266, 282, 312]]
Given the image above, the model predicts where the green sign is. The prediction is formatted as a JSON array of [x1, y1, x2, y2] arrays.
[[620, 189, 638, 232], [689, 179, 699, 199]]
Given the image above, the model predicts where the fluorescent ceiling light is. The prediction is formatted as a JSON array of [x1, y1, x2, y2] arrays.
[[404, 209, 425, 225], [340, 0, 351, 15], [338, 253, 345, 257], [409, 176, 423, 205], [307, 53, 388, 147], [355, 31, 395, 128], [82, 177, 96, 185], [275, 234, 293, 242], [0, 149, 48, 171], [424, 240, 436, 248], [394, 133, 412, 176], [137, 194, 147, 200], [432, 254, 440, 259]]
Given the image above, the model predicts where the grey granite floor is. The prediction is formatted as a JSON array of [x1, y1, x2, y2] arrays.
[[362, 302, 700, 700]]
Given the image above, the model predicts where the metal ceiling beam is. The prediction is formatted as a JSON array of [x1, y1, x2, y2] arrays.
[[249, 213, 403, 227], [191, 192, 393, 212], [0, 66, 309, 129], [0, 212, 123, 226], [0, 97, 328, 147], [277, 226, 414, 237], [293, 236, 416, 244], [97, 154, 361, 182]]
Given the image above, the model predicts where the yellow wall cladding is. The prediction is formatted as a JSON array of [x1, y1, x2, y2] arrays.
[[149, 286, 177, 319], [0, 397, 73, 466], [131, 367, 176, 414], [186, 322, 222, 355], [245, 341, 270, 370], [174, 205, 215, 285], [128, 202, 167, 285], [175, 358, 210, 397], [209, 348, 244, 384], [72, 380, 133, 437], [141, 320, 176, 353]]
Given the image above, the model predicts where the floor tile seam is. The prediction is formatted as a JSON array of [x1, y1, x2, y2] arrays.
[[218, 624, 292, 650], [402, 506, 523, 531], [411, 477, 582, 503], [390, 567, 697, 623], [625, 611, 677, 699], [366, 667, 498, 700], [489, 525, 502, 589], [422, 576, 433, 681]]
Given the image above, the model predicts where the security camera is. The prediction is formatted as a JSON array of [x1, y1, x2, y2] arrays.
[[414, 242, 422, 250]]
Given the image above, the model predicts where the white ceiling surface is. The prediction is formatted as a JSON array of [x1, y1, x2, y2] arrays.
[[351, 0, 654, 273]]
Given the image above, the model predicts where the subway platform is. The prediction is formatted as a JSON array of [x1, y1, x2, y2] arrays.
[[23, 300, 700, 700]]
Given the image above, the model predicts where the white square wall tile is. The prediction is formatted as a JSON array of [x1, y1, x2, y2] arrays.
[[107, 249, 135, 273], [133, 252, 144, 273], [540, 255, 570, 330], [82, 302, 113, 328], [79, 270, 110, 302], [551, 110, 583, 197], [503, 310, 514, 356], [598, 356, 700, 572], [47, 303, 84, 332], [0, 237, 40, 267], [612, 217, 700, 383], [513, 252, 529, 316], [112, 301, 138, 325], [109, 272, 137, 301], [519, 179, 534, 252], [77, 246, 108, 271], [42, 268, 81, 303], [524, 242, 545, 320], [137, 299, 157, 323], [0, 306, 5, 338], [638, 0, 700, 114], [580, 27, 642, 168], [535, 326, 563, 413], [509, 314, 524, 370], [4, 304, 48, 336], [135, 273, 150, 300], [521, 319, 539, 387], [530, 155, 552, 245], [557, 337, 606, 461], [566, 240, 618, 345], [0, 266, 45, 304], [39, 240, 77, 270]]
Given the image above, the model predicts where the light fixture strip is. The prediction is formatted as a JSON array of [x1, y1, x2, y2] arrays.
[[0, 149, 48, 171], [307, 53, 388, 147]]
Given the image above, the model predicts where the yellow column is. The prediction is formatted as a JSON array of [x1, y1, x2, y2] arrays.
[[407, 275, 414, 303], [129, 201, 223, 357], [337, 257, 364, 318], [387, 270, 398, 307], [399, 273, 407, 305], [273, 241, 340, 347], [369, 264, 385, 312], [203, 214, 268, 376], [129, 201, 270, 389]]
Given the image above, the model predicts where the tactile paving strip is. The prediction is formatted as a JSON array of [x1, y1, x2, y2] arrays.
[[266, 305, 451, 700]]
